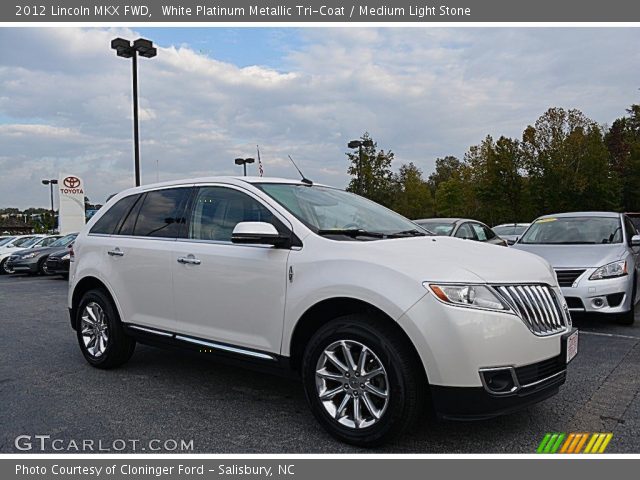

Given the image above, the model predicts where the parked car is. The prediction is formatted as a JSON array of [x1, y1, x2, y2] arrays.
[[414, 218, 508, 246], [7, 233, 77, 276], [69, 177, 577, 446], [0, 235, 44, 274], [492, 223, 531, 245], [30, 235, 63, 249], [513, 212, 639, 324], [45, 245, 74, 278]]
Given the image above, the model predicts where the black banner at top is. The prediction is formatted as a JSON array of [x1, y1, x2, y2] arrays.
[[3, 0, 640, 23]]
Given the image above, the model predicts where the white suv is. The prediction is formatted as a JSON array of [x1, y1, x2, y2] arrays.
[[69, 177, 578, 446]]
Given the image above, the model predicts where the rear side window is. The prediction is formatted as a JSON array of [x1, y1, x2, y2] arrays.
[[90, 195, 139, 235], [455, 223, 476, 240], [133, 188, 191, 238]]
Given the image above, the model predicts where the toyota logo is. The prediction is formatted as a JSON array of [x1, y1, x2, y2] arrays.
[[63, 176, 81, 189]]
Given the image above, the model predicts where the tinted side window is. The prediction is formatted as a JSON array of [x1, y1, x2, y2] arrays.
[[133, 188, 191, 238], [118, 194, 144, 236], [188, 186, 277, 242], [90, 195, 139, 235], [483, 225, 496, 240]]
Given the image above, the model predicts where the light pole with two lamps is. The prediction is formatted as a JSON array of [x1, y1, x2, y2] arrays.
[[235, 158, 255, 177], [110, 37, 157, 187]]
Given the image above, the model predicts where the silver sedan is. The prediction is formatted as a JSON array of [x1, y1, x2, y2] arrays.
[[513, 212, 640, 324]]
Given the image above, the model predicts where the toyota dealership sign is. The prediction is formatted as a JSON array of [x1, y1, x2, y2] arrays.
[[58, 173, 86, 234]]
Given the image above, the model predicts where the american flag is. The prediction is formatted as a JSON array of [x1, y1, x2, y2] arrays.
[[257, 145, 264, 177]]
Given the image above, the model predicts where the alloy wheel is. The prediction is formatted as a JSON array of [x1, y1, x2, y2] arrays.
[[80, 302, 109, 358], [315, 340, 390, 429]]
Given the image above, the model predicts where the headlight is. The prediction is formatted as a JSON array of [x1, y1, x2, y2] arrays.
[[425, 283, 511, 311], [60, 253, 70, 261], [589, 260, 627, 280], [22, 252, 37, 259]]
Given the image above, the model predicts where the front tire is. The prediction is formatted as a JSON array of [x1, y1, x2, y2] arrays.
[[38, 258, 51, 276], [0, 258, 13, 275], [76, 289, 135, 369], [302, 314, 426, 447]]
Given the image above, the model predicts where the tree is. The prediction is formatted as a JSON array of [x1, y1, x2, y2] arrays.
[[521, 107, 619, 216], [434, 165, 476, 218], [427, 156, 463, 195], [345, 133, 395, 207], [391, 163, 434, 219], [605, 105, 640, 211]]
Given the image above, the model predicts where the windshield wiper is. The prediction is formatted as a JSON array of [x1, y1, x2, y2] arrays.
[[387, 229, 429, 238], [316, 229, 386, 238]]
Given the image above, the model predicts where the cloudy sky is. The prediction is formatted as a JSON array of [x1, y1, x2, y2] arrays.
[[1, 27, 640, 208]]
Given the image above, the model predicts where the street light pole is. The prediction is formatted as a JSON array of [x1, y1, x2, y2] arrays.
[[131, 48, 141, 188], [234, 158, 255, 176], [348, 139, 374, 195], [111, 37, 157, 187], [41, 179, 58, 231]]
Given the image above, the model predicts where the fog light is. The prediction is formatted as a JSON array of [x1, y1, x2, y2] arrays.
[[480, 368, 517, 394], [592, 297, 605, 308]]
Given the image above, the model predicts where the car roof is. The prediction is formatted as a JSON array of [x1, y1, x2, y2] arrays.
[[123, 176, 321, 194], [415, 218, 462, 223], [537, 211, 621, 219], [494, 223, 530, 227]]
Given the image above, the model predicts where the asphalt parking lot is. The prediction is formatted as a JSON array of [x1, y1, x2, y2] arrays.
[[1, 274, 639, 453]]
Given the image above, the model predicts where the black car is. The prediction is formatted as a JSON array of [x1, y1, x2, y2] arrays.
[[45, 247, 73, 278], [7, 233, 77, 275]]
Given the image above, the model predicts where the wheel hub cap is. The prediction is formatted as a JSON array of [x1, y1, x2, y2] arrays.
[[315, 340, 390, 429], [80, 302, 109, 358]]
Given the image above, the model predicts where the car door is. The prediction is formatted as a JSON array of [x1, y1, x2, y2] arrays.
[[171, 184, 291, 354], [94, 187, 192, 332]]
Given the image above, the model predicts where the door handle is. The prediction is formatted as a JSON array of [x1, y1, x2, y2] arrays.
[[177, 256, 201, 265], [107, 248, 124, 257]]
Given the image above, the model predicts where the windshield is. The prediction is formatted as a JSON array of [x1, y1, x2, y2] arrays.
[[50, 234, 77, 247], [0, 236, 16, 247], [519, 217, 622, 245], [416, 221, 455, 236], [14, 236, 38, 247], [493, 225, 515, 236], [256, 184, 429, 239]]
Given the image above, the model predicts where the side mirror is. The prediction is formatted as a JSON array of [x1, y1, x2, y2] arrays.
[[231, 222, 290, 248], [632, 235, 640, 247]]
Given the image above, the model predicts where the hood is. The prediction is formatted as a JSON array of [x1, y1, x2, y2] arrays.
[[341, 236, 557, 285], [512, 243, 626, 269], [13, 246, 67, 257]]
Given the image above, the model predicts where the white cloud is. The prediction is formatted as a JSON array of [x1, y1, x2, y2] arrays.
[[0, 27, 639, 208]]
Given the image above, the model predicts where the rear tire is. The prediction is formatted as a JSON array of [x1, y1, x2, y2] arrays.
[[76, 289, 135, 369], [301, 313, 426, 447]]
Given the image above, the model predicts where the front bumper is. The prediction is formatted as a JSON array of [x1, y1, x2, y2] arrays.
[[7, 256, 39, 273], [431, 329, 575, 419], [398, 289, 570, 388], [46, 257, 69, 274], [561, 270, 633, 314]]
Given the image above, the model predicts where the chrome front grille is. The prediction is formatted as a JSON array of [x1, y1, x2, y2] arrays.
[[494, 285, 567, 336]]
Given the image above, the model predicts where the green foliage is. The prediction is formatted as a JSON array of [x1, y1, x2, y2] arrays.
[[345, 133, 395, 207], [391, 163, 434, 219], [347, 104, 640, 225]]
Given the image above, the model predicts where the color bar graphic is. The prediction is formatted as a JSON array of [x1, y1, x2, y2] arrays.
[[537, 433, 613, 453]]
